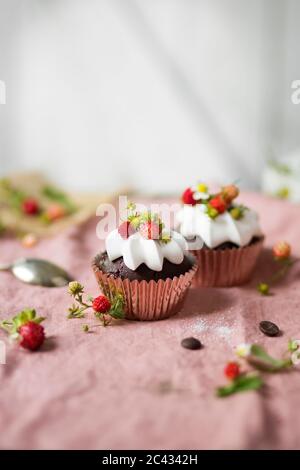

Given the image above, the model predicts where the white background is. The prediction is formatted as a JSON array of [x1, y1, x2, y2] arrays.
[[0, 0, 299, 194]]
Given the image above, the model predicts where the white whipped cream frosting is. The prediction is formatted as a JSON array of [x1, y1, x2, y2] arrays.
[[106, 229, 190, 271], [176, 204, 262, 249]]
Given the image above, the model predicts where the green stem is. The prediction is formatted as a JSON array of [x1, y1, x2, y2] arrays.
[[270, 259, 295, 284], [0, 320, 13, 333], [101, 314, 111, 327], [75, 294, 92, 309]]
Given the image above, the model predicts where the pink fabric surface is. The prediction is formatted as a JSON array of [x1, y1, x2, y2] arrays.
[[1, 192, 300, 450]]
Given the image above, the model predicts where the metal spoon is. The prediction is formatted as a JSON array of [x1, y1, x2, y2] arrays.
[[0, 258, 73, 287]]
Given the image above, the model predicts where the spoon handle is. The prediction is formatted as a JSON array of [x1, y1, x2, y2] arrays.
[[0, 263, 12, 271]]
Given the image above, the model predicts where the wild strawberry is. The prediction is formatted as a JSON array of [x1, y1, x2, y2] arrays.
[[19, 321, 45, 351], [118, 221, 135, 239], [182, 188, 197, 205], [224, 362, 240, 380], [45, 204, 66, 221], [272, 241, 291, 260], [92, 295, 111, 313], [22, 198, 40, 216], [139, 221, 160, 240], [222, 185, 239, 203], [0, 309, 46, 351], [209, 195, 227, 214]]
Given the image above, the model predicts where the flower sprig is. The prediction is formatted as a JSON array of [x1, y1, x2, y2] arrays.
[[217, 341, 298, 397], [0, 179, 76, 225], [67, 281, 125, 327], [181, 182, 246, 220], [257, 241, 295, 296], [118, 202, 171, 244], [217, 371, 263, 397]]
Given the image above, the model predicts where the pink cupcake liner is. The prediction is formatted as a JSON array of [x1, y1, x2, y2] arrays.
[[92, 258, 197, 321], [191, 237, 264, 287]]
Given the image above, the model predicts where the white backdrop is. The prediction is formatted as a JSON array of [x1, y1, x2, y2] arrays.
[[0, 0, 299, 193]]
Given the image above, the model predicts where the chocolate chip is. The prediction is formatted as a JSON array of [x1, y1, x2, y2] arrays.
[[259, 321, 280, 337], [181, 337, 202, 350]]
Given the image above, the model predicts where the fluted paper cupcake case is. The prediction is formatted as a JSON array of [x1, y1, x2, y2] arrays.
[[92, 257, 197, 321], [191, 237, 264, 287]]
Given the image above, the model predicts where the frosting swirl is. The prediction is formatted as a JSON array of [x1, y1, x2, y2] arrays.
[[176, 204, 262, 248], [106, 229, 189, 271]]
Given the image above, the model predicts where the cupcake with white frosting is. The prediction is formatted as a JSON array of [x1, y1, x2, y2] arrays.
[[176, 183, 264, 286], [92, 203, 197, 320]]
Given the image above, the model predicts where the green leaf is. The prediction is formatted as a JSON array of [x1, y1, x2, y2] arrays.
[[67, 305, 86, 319], [249, 344, 292, 371], [0, 179, 26, 209], [127, 215, 140, 228], [268, 159, 292, 175], [12, 308, 37, 329], [127, 201, 136, 211], [216, 374, 263, 397], [206, 205, 218, 219], [0, 320, 14, 334], [42, 185, 76, 213], [109, 293, 125, 320], [0, 219, 6, 236], [160, 233, 171, 244], [34, 316, 46, 324], [230, 205, 247, 220], [109, 308, 124, 320]]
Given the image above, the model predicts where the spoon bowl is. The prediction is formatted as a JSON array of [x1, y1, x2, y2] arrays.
[[0, 258, 73, 287]]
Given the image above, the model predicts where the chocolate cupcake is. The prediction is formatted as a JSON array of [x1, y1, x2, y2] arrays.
[[176, 183, 264, 286], [93, 204, 197, 320]]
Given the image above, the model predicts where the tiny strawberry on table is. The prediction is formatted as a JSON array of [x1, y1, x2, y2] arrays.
[[224, 361, 240, 380], [92, 295, 111, 314], [273, 241, 291, 261], [45, 203, 66, 222], [0, 309, 46, 351], [19, 321, 45, 351], [22, 198, 40, 216]]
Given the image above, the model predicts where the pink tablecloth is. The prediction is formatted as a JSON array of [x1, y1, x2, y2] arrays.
[[1, 192, 300, 450]]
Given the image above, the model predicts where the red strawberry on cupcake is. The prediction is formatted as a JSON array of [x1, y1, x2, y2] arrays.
[[182, 188, 197, 205]]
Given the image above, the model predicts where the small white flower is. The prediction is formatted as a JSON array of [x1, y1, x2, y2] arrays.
[[291, 350, 300, 365], [191, 182, 210, 201], [235, 343, 252, 358], [9, 332, 20, 344]]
